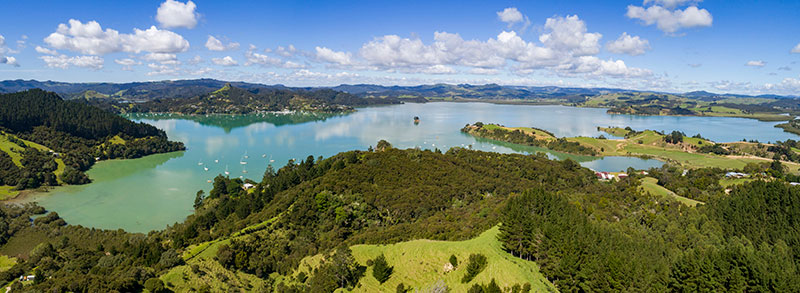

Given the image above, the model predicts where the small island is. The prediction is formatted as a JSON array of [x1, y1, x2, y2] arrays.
[[461, 122, 598, 156]]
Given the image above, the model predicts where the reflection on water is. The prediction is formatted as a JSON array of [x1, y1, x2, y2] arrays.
[[126, 112, 344, 133], [30, 102, 799, 232]]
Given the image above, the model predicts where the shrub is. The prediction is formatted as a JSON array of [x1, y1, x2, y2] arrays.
[[461, 253, 488, 283]]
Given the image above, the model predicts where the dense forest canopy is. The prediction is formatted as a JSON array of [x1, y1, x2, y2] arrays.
[[0, 89, 184, 191]]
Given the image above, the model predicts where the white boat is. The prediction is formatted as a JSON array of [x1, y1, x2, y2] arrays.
[[243, 150, 249, 159], [240, 161, 247, 165], [204, 167, 209, 171], [224, 165, 230, 176], [198, 160, 203, 166], [262, 154, 266, 158], [214, 159, 219, 163]]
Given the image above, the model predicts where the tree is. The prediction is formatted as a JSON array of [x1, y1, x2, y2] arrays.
[[449, 254, 458, 268], [144, 278, 167, 293], [372, 254, 393, 284], [462, 254, 488, 283], [194, 190, 205, 210]]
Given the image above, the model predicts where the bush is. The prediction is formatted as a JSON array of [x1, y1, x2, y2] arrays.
[[144, 278, 167, 293], [449, 254, 458, 268], [461, 253, 488, 283]]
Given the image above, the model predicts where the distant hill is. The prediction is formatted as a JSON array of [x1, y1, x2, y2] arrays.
[[0, 79, 797, 103], [89, 84, 408, 115]]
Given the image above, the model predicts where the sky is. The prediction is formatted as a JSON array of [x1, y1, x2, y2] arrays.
[[0, 0, 799, 95]]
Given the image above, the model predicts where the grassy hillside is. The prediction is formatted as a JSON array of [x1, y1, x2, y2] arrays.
[[639, 177, 703, 207], [293, 226, 555, 292]]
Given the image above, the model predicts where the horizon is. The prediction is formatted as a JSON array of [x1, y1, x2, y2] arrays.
[[1, 1, 799, 96]]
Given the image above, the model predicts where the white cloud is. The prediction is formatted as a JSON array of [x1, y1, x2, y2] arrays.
[[0, 35, 19, 67], [40, 54, 103, 69], [792, 43, 800, 54], [205, 35, 239, 51], [688, 63, 702, 68], [0, 56, 18, 67], [745, 60, 765, 67], [315, 47, 354, 65], [142, 52, 177, 62], [35, 46, 58, 55], [643, 0, 700, 9], [156, 0, 199, 29], [146, 63, 180, 75], [44, 19, 189, 55], [539, 15, 602, 56], [275, 45, 298, 57], [317, 14, 648, 79], [212, 56, 238, 66], [626, 5, 712, 34], [605, 32, 650, 56], [114, 58, 141, 70], [244, 45, 305, 68], [187, 55, 203, 65], [497, 8, 523, 25]]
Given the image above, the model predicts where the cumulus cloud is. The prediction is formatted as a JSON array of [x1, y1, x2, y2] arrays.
[[244, 45, 305, 68], [315, 47, 354, 66], [44, 19, 189, 55], [643, 0, 700, 9], [539, 15, 602, 56], [35, 46, 58, 55], [605, 32, 650, 56], [745, 60, 765, 67], [275, 45, 298, 57], [212, 56, 238, 66], [142, 52, 178, 63], [40, 54, 103, 69], [205, 36, 239, 51], [114, 58, 141, 70], [0, 56, 18, 67], [497, 7, 523, 26], [0, 35, 19, 67], [627, 5, 712, 34], [793, 43, 800, 54], [187, 55, 203, 65], [147, 63, 180, 75], [156, 0, 199, 29], [317, 14, 649, 79]]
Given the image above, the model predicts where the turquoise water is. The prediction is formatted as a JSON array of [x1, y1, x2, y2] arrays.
[[26, 102, 798, 232]]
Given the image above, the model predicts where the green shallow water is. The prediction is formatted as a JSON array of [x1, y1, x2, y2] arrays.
[[25, 102, 798, 233]]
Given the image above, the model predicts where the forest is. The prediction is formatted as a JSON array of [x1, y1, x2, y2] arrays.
[[0, 141, 798, 291], [0, 89, 184, 190]]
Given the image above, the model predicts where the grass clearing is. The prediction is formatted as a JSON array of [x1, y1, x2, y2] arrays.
[[719, 178, 756, 188], [295, 226, 556, 292], [640, 177, 703, 207], [0, 229, 48, 259], [0, 255, 16, 272], [0, 186, 19, 201]]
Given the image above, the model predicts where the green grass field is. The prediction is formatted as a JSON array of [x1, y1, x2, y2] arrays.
[[640, 177, 703, 207], [719, 178, 757, 188], [0, 186, 19, 201], [295, 226, 555, 292], [0, 229, 48, 259], [0, 255, 16, 273]]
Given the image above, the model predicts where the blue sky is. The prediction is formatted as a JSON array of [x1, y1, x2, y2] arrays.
[[0, 0, 799, 95]]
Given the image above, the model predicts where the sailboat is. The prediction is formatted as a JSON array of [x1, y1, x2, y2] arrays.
[[224, 165, 230, 176], [269, 154, 274, 163], [242, 165, 248, 174], [262, 154, 266, 158], [214, 159, 219, 163], [197, 160, 203, 166], [243, 150, 249, 159], [204, 166, 209, 171]]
